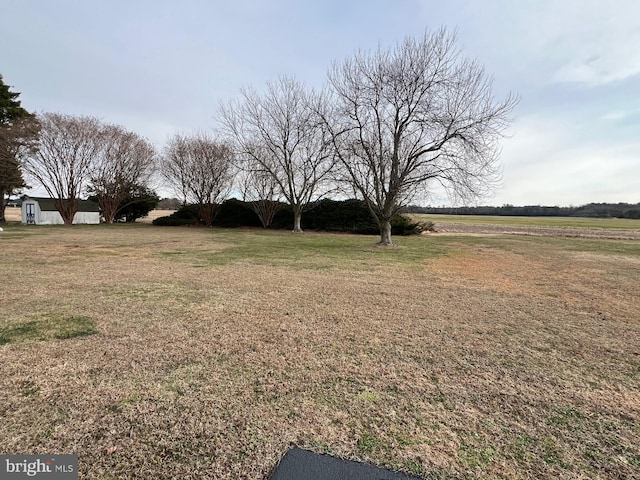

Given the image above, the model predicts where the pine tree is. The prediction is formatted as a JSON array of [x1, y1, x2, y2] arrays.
[[0, 74, 38, 222]]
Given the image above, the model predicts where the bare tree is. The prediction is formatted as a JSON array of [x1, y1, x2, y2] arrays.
[[239, 165, 283, 228], [22, 113, 103, 225], [90, 124, 156, 223], [161, 133, 234, 226], [324, 28, 517, 245], [220, 76, 336, 232]]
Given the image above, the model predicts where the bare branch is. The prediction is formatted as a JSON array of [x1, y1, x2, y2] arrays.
[[90, 124, 156, 223], [219, 76, 337, 232], [326, 28, 518, 245], [239, 167, 284, 228], [161, 133, 235, 227], [22, 113, 103, 224]]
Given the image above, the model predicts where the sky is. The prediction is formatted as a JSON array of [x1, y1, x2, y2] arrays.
[[2, 0, 638, 206]]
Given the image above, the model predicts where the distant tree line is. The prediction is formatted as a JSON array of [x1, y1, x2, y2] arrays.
[[406, 203, 640, 219]]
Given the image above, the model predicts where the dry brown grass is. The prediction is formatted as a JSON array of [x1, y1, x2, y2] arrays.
[[0, 225, 638, 479], [4, 206, 21, 222], [138, 209, 176, 223]]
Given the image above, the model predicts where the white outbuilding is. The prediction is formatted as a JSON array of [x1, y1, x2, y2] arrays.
[[21, 197, 101, 225]]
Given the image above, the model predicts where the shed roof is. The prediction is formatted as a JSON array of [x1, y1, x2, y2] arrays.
[[24, 197, 100, 212]]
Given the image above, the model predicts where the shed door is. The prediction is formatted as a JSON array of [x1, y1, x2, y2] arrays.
[[25, 203, 36, 224]]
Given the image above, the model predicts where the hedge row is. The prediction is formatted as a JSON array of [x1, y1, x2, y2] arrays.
[[153, 198, 430, 235]]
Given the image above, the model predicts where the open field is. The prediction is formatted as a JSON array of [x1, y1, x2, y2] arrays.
[[412, 214, 640, 241], [4, 206, 21, 222], [412, 214, 640, 230], [1, 224, 639, 479], [138, 209, 177, 223]]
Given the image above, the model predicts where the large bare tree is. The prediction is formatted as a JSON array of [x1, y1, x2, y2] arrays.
[[22, 113, 103, 225], [325, 28, 517, 245], [220, 76, 336, 232], [161, 133, 234, 227], [90, 125, 156, 223]]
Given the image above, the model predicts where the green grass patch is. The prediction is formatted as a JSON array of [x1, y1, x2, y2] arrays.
[[0, 223, 48, 239], [401, 460, 427, 476], [357, 390, 378, 403], [0, 315, 97, 345], [159, 229, 448, 271], [539, 437, 568, 467], [357, 432, 386, 455], [547, 406, 587, 428], [458, 444, 499, 469], [21, 385, 41, 397]]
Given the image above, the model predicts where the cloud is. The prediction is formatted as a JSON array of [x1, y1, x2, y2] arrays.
[[601, 111, 629, 122], [495, 114, 640, 205], [551, 35, 640, 87], [535, 2, 640, 87], [453, 0, 640, 88]]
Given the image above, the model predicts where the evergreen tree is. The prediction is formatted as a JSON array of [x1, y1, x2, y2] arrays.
[[118, 185, 160, 222], [0, 74, 38, 222]]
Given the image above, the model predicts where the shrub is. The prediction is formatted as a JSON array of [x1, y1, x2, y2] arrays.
[[303, 199, 379, 233], [152, 205, 201, 226], [152, 198, 426, 236], [389, 216, 435, 236], [214, 199, 263, 228]]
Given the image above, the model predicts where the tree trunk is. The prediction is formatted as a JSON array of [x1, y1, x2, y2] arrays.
[[0, 190, 6, 223], [251, 199, 281, 228], [292, 208, 303, 233], [62, 212, 75, 225], [56, 199, 76, 225], [102, 210, 115, 223], [378, 219, 393, 246], [100, 202, 117, 224], [198, 203, 218, 227]]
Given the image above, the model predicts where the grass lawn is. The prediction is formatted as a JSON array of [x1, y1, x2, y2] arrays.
[[1, 224, 639, 479], [412, 213, 640, 230]]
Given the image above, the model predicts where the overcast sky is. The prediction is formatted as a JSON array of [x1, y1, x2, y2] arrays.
[[2, 0, 638, 206]]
